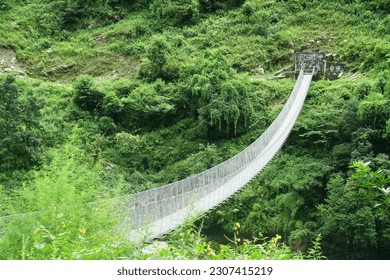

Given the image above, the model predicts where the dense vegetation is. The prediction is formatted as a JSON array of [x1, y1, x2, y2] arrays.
[[0, 0, 389, 259]]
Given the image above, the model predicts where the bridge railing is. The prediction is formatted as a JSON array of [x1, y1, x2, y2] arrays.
[[1, 69, 311, 241], [125, 69, 308, 234]]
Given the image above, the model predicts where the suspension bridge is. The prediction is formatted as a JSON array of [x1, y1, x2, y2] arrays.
[[125, 68, 314, 242], [0, 65, 315, 243]]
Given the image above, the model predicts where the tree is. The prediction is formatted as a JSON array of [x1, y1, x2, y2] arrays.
[[199, 0, 218, 13], [376, 70, 389, 95], [318, 162, 390, 259], [73, 75, 105, 113], [0, 0, 9, 10], [186, 50, 254, 138], [121, 79, 175, 128], [147, 36, 169, 79], [138, 35, 171, 82], [387, 119, 390, 136], [0, 76, 42, 172], [358, 93, 390, 129], [242, 1, 254, 22], [150, 0, 199, 27]]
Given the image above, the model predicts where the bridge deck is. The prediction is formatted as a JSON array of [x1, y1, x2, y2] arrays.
[[0, 71, 312, 242], [128, 74, 313, 242]]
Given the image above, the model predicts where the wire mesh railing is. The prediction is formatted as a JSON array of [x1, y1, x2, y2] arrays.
[[126, 69, 313, 241], [0, 70, 313, 242]]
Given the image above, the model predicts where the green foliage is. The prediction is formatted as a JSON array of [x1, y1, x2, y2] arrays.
[[295, 104, 344, 149], [101, 91, 123, 120], [98, 116, 118, 135], [355, 80, 372, 100], [150, 0, 199, 27], [199, 0, 218, 13], [121, 79, 175, 129], [0, 0, 10, 10], [376, 70, 389, 95], [0, 142, 134, 260], [73, 75, 105, 113], [112, 132, 142, 170], [358, 93, 390, 129], [306, 234, 326, 260], [139, 35, 170, 81], [318, 162, 390, 259], [341, 36, 390, 72], [387, 119, 390, 136], [186, 50, 254, 138], [148, 220, 323, 260], [241, 1, 255, 22], [1, 0, 390, 260], [349, 161, 390, 210], [42, 0, 131, 30], [161, 143, 222, 181], [205, 153, 331, 251], [0, 76, 43, 172], [360, 0, 390, 14], [147, 36, 168, 70]]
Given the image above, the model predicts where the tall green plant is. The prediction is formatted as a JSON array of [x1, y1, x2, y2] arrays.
[[0, 76, 42, 172], [318, 162, 390, 259], [150, 0, 199, 26], [186, 50, 254, 138], [0, 142, 132, 260]]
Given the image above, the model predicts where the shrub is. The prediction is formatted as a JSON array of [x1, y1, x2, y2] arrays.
[[199, 0, 218, 13], [98, 116, 118, 135], [355, 80, 372, 100], [185, 50, 254, 138], [0, 76, 43, 172], [0, 0, 9, 10], [358, 93, 390, 129], [73, 75, 104, 113], [121, 79, 176, 128], [150, 0, 199, 27], [242, 1, 255, 22], [101, 92, 123, 120], [0, 143, 133, 260]]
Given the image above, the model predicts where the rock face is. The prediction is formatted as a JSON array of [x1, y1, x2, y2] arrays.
[[254, 65, 265, 75], [0, 48, 27, 77], [44, 64, 75, 77]]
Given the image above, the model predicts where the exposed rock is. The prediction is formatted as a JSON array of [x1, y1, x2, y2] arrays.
[[45, 64, 75, 77], [87, 21, 98, 30], [254, 65, 265, 75], [95, 35, 107, 45], [111, 70, 119, 78], [15, 70, 26, 77], [0, 47, 27, 76], [345, 72, 361, 81], [274, 65, 293, 76]]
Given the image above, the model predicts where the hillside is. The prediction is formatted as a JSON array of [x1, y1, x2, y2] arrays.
[[0, 0, 389, 260]]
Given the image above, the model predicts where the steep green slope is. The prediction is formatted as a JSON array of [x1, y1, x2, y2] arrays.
[[0, 0, 389, 259]]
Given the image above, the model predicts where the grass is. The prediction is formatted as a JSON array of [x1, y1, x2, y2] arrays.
[[0, 0, 389, 259]]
